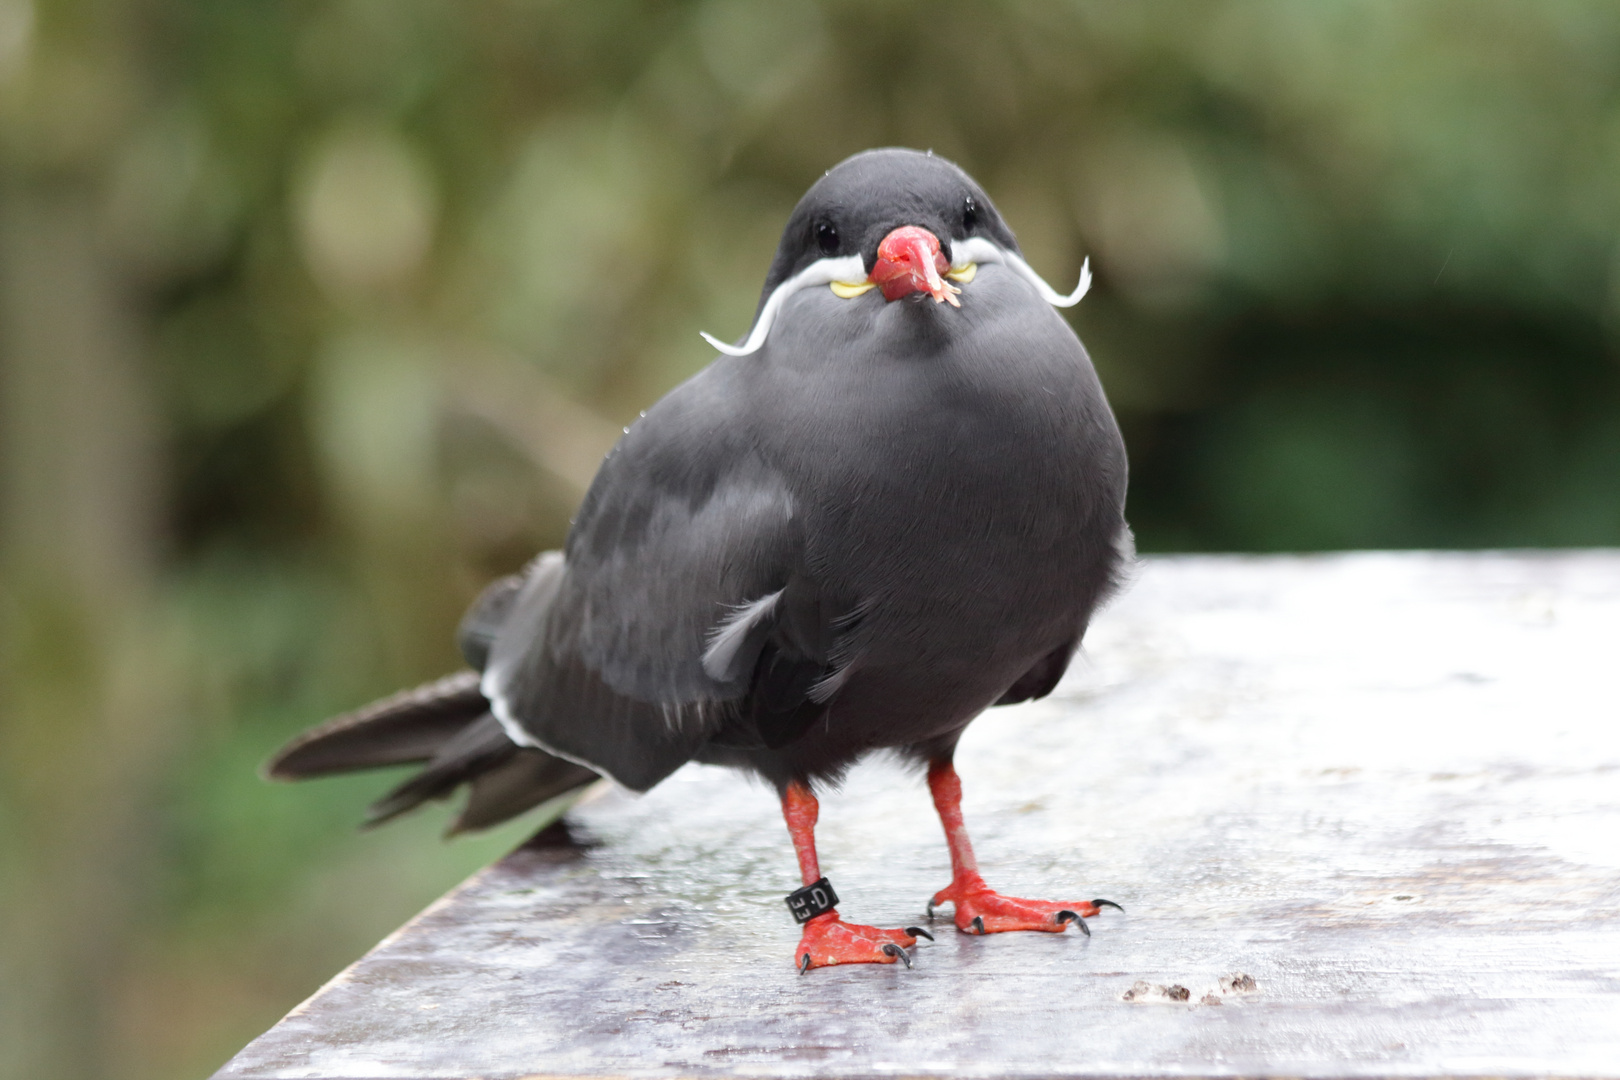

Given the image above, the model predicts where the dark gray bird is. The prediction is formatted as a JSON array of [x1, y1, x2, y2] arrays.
[[268, 148, 1130, 971]]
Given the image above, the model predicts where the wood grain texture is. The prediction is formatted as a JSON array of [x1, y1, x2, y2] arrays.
[[215, 552, 1620, 1080]]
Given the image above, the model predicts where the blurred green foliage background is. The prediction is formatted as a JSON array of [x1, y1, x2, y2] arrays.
[[2, 2, 1618, 1077]]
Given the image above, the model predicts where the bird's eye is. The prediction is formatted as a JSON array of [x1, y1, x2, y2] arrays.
[[962, 196, 979, 231], [815, 221, 839, 255]]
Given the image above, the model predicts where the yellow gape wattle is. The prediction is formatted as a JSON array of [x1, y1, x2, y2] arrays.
[[830, 262, 975, 298]]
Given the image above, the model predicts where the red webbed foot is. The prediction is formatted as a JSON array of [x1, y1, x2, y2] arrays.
[[929, 873, 1122, 936], [795, 912, 932, 972]]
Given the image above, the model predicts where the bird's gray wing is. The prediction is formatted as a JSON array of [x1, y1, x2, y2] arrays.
[[481, 369, 803, 791]]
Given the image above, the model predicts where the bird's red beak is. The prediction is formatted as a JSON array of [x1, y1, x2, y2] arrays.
[[870, 226, 961, 307]]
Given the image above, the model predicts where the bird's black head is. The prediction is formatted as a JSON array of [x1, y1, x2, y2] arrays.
[[761, 148, 1021, 302], [699, 148, 1088, 357]]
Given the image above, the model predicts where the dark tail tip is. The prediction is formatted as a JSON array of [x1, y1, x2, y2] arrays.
[[264, 671, 488, 781]]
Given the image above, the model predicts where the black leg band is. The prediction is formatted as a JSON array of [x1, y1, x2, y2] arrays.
[[785, 877, 839, 923]]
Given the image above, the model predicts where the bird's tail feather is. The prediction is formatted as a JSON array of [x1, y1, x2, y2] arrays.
[[264, 670, 599, 834]]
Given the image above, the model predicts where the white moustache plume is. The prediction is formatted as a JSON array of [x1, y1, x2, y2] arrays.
[[947, 237, 1091, 308], [700, 255, 866, 358], [699, 242, 1090, 358]]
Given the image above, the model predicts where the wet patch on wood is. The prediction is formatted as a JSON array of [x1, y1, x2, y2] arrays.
[[216, 553, 1620, 1079]]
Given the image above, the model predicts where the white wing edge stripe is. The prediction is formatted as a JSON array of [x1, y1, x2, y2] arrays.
[[481, 669, 627, 785], [481, 670, 540, 748], [950, 237, 1091, 308], [699, 255, 867, 357], [701, 589, 785, 681]]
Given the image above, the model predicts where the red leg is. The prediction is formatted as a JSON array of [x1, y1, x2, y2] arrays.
[[782, 782, 924, 971], [927, 759, 1121, 935]]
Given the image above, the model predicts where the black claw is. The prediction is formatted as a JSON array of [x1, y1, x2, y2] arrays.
[[904, 926, 934, 942], [1055, 909, 1091, 936], [798, 953, 811, 975], [971, 915, 984, 935], [881, 943, 912, 968], [1092, 898, 1124, 913]]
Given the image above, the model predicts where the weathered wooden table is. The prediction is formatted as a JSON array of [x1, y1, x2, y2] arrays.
[[216, 553, 1620, 1080]]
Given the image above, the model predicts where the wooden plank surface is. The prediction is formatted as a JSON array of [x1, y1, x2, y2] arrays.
[[215, 552, 1620, 1080]]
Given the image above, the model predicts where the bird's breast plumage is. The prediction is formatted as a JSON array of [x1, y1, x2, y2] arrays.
[[751, 264, 1124, 623], [729, 264, 1127, 736]]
